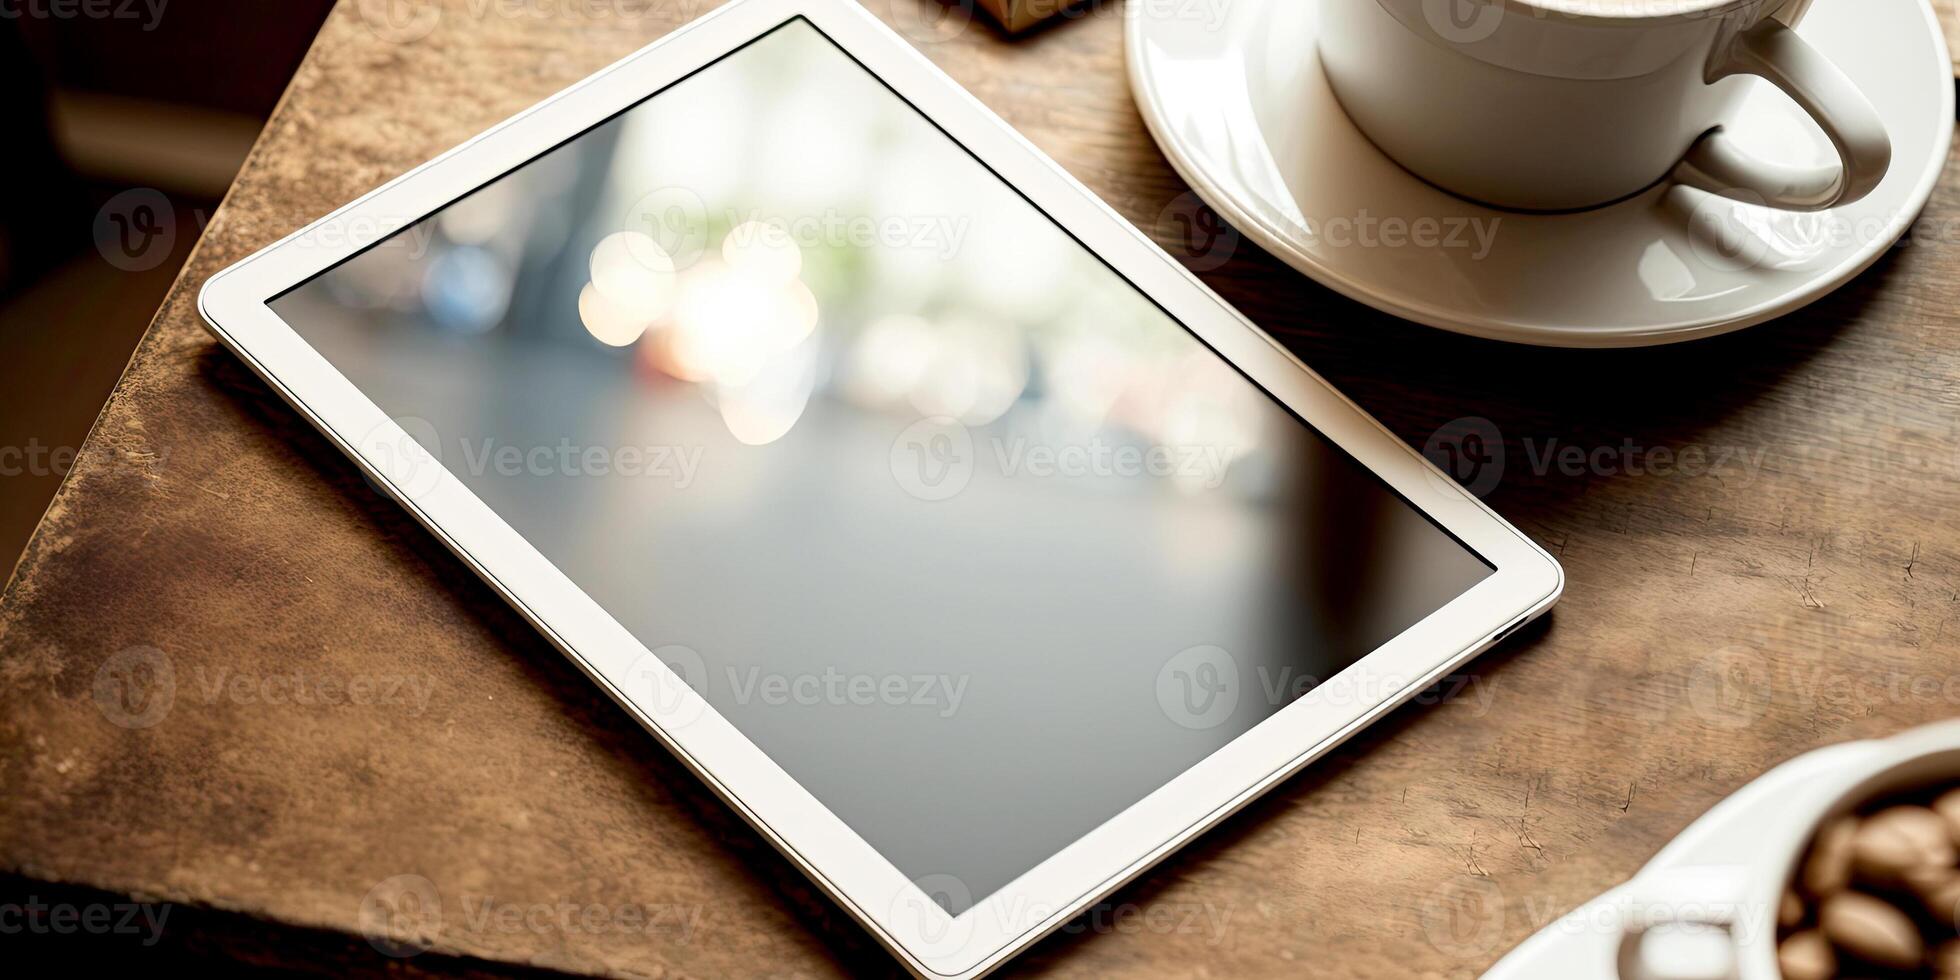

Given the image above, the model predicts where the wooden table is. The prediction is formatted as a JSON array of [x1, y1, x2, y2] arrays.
[[4, 1, 1959, 975]]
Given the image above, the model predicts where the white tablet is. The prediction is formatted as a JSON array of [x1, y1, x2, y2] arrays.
[[198, 0, 1562, 974]]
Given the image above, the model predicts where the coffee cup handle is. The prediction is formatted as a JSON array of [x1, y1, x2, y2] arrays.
[[1672, 17, 1891, 212], [1613, 865, 1759, 980]]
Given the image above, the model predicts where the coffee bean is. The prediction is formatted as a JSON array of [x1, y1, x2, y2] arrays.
[[1778, 929, 1835, 980], [1904, 862, 1958, 897], [1803, 815, 1850, 897], [1920, 873, 1960, 925], [1936, 938, 1960, 975], [1780, 889, 1805, 929], [1820, 891, 1924, 970], [1853, 806, 1955, 884], [1935, 789, 1960, 848], [1804, 816, 1859, 897]]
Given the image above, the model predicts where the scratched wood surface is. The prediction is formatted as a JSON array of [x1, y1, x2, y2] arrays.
[[3, 0, 1960, 976]]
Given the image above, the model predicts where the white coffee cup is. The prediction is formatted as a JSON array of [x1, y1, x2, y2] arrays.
[[1608, 720, 1960, 980], [1318, 0, 1893, 212]]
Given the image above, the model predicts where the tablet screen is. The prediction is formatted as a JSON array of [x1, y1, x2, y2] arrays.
[[271, 18, 1492, 914]]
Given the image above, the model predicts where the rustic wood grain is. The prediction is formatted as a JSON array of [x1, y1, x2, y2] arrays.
[[1942, 0, 1960, 77], [3, 0, 1959, 977]]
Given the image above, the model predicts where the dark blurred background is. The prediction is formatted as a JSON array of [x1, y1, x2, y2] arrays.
[[0, 0, 336, 578]]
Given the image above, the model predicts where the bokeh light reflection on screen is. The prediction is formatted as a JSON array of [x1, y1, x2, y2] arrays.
[[270, 19, 1495, 914]]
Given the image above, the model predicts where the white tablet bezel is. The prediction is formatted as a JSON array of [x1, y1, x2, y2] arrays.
[[198, 1, 1563, 974]]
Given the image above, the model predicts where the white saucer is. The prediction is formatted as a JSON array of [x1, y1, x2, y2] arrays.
[[1125, 0, 1954, 347], [1479, 739, 1884, 978]]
